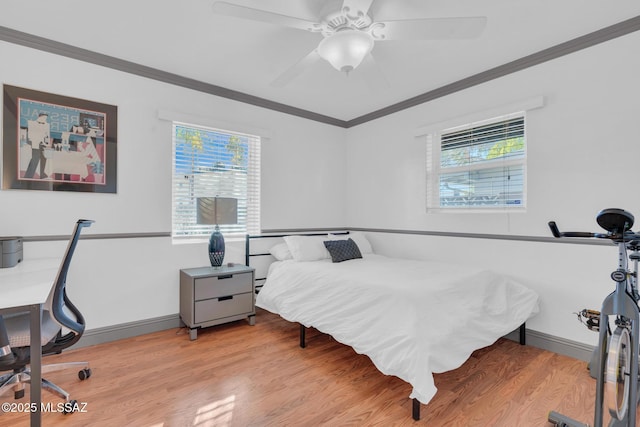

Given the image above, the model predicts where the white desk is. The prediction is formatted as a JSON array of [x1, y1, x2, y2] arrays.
[[0, 258, 61, 427]]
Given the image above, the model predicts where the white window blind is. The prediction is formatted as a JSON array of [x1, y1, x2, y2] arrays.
[[427, 112, 526, 210], [172, 122, 260, 240]]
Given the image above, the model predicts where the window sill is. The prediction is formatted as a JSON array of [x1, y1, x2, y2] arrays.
[[427, 207, 527, 214], [171, 234, 247, 245]]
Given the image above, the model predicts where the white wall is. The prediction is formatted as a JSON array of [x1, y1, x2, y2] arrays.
[[0, 40, 346, 329], [2, 28, 639, 348], [345, 31, 640, 347]]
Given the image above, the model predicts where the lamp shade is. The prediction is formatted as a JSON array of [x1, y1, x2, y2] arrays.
[[196, 197, 238, 225], [317, 29, 374, 73], [196, 197, 238, 267]]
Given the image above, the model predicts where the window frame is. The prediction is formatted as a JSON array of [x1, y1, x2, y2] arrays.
[[427, 112, 527, 212], [418, 97, 544, 214], [171, 121, 261, 242]]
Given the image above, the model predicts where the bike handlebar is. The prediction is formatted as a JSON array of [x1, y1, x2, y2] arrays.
[[548, 221, 600, 238], [548, 221, 639, 241], [548, 221, 562, 238]]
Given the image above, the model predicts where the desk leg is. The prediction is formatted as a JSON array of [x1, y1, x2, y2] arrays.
[[29, 304, 42, 427]]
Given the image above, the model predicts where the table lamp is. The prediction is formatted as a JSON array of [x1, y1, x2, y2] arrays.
[[197, 197, 238, 267]]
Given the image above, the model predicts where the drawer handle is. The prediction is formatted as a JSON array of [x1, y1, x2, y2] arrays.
[[218, 295, 234, 301], [218, 274, 233, 280]]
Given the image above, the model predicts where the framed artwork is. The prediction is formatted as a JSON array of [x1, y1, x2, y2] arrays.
[[2, 85, 117, 193]]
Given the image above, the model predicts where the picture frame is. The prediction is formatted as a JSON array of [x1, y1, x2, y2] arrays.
[[2, 84, 117, 193]]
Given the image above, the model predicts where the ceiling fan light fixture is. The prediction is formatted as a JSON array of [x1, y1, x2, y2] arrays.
[[317, 29, 374, 73]]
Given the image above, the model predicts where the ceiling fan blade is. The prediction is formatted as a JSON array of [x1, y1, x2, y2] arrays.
[[270, 50, 321, 87], [357, 53, 389, 92], [212, 1, 319, 32], [342, 0, 375, 17], [375, 16, 487, 40]]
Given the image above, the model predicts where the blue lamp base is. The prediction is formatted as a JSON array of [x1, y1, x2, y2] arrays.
[[208, 226, 225, 267]]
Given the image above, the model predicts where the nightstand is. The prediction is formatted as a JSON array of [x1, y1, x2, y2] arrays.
[[179, 264, 255, 340]]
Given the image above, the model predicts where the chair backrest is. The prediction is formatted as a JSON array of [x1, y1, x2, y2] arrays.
[[44, 219, 93, 343]]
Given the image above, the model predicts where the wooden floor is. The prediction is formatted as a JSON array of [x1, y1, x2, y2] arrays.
[[0, 308, 628, 426]]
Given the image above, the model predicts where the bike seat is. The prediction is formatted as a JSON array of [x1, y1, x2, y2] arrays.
[[597, 208, 634, 233]]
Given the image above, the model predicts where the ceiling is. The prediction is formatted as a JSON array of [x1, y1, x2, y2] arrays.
[[1, 0, 640, 123]]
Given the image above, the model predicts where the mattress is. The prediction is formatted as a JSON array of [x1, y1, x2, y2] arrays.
[[256, 253, 540, 404]]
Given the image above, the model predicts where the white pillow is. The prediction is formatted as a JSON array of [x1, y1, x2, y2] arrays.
[[269, 243, 292, 261], [330, 231, 373, 254], [327, 233, 349, 240], [283, 235, 330, 261]]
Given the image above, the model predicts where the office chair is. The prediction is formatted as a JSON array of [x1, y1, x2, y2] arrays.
[[0, 219, 94, 407]]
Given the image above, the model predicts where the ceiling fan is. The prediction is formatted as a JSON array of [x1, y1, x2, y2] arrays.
[[212, 0, 487, 87]]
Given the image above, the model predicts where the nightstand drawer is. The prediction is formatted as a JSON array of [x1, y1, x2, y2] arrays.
[[194, 272, 252, 300], [194, 292, 253, 323]]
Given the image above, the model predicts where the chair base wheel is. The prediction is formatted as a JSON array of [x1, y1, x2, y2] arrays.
[[63, 399, 77, 414], [78, 368, 91, 380]]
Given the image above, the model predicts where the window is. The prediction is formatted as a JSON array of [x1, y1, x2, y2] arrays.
[[172, 122, 260, 240], [426, 112, 526, 210]]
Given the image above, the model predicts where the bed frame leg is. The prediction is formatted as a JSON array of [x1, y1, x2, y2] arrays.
[[299, 324, 306, 348], [412, 398, 420, 420], [519, 323, 526, 345]]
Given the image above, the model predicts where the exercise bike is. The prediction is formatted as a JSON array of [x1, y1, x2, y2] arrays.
[[548, 208, 640, 427]]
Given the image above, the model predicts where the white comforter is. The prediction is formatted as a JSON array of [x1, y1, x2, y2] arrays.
[[256, 254, 540, 405]]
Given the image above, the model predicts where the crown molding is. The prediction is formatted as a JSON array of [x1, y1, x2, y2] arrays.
[[0, 25, 347, 128], [1, 15, 639, 129], [345, 14, 640, 127]]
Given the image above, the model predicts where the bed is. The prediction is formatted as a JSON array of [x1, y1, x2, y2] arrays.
[[246, 231, 540, 420]]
